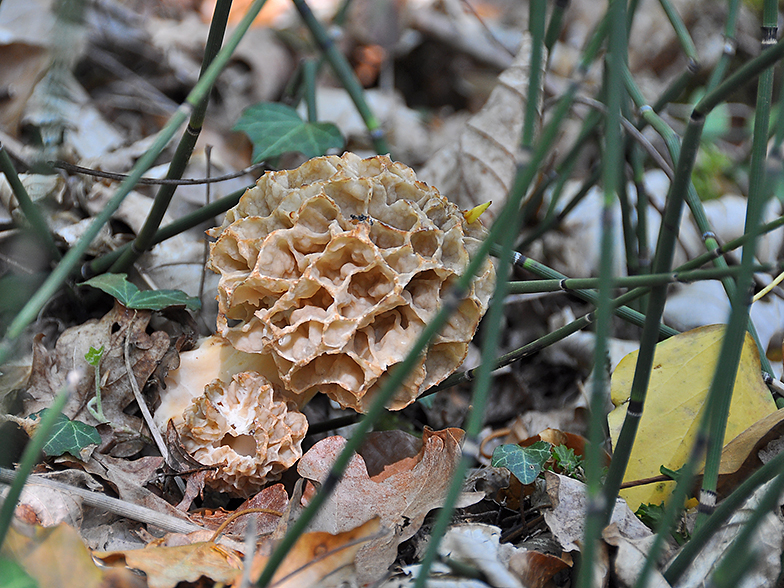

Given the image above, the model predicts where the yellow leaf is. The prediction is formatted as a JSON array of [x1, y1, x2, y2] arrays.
[[608, 325, 776, 511], [462, 201, 492, 224]]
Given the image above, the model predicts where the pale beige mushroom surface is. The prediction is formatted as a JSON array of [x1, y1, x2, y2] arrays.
[[178, 370, 308, 496], [208, 152, 496, 412]]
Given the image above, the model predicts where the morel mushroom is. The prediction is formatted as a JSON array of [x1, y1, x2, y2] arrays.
[[208, 153, 495, 412], [153, 334, 291, 432], [178, 370, 307, 496]]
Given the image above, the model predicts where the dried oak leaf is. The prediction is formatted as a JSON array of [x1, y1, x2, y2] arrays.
[[297, 427, 464, 585], [24, 302, 171, 438], [247, 517, 382, 588], [543, 472, 651, 554], [208, 152, 495, 412], [82, 453, 196, 527], [186, 483, 288, 538], [418, 32, 546, 220], [95, 540, 244, 588], [3, 523, 145, 588]]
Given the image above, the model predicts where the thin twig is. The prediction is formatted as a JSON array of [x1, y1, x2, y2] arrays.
[[198, 146, 213, 316], [571, 95, 675, 180], [0, 467, 203, 534], [240, 518, 257, 588], [123, 314, 170, 463], [52, 160, 266, 186]]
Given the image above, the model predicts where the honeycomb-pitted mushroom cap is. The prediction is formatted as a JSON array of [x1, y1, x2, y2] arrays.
[[179, 371, 308, 496], [208, 152, 496, 412]]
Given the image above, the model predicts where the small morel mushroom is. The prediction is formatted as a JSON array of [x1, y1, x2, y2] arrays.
[[153, 334, 294, 431], [178, 371, 307, 496], [208, 153, 495, 412]]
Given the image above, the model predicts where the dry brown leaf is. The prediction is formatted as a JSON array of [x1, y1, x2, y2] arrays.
[[187, 484, 289, 537], [249, 517, 382, 588], [714, 407, 784, 497], [297, 427, 464, 585], [418, 33, 545, 219], [83, 453, 196, 526], [11, 482, 83, 529], [24, 302, 172, 445], [602, 524, 672, 588], [507, 550, 572, 588], [543, 472, 651, 553], [95, 539, 244, 588], [2, 523, 144, 588], [671, 480, 783, 588]]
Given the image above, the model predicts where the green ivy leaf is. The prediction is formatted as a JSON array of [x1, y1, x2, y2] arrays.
[[84, 345, 104, 367], [491, 441, 552, 484], [82, 273, 201, 311], [635, 501, 665, 531], [233, 102, 345, 163], [552, 444, 583, 475], [33, 410, 101, 457]]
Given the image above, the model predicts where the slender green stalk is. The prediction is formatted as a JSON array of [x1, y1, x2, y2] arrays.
[[617, 153, 639, 274], [0, 0, 269, 366], [544, 0, 568, 53], [412, 4, 548, 585], [110, 0, 232, 273], [514, 253, 679, 337], [0, 145, 60, 262], [651, 61, 700, 112], [601, 105, 705, 524], [632, 410, 708, 588], [710, 548, 759, 588], [303, 59, 318, 123], [426, 278, 681, 397], [291, 0, 390, 155], [507, 265, 752, 293], [87, 185, 249, 276], [704, 0, 740, 93], [520, 165, 601, 248], [625, 66, 774, 374], [665, 435, 784, 584], [0, 379, 71, 547], [521, 4, 546, 148], [708, 467, 784, 586], [577, 0, 626, 584], [658, 0, 699, 62], [696, 4, 778, 531]]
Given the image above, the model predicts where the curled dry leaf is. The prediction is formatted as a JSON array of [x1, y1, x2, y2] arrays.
[[5, 469, 101, 528], [713, 407, 784, 497], [223, 483, 288, 537], [543, 472, 651, 554], [439, 524, 524, 588], [671, 480, 784, 588], [249, 517, 382, 588], [208, 152, 495, 412], [602, 524, 671, 588], [297, 427, 464, 585], [418, 32, 546, 220], [507, 549, 572, 588]]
